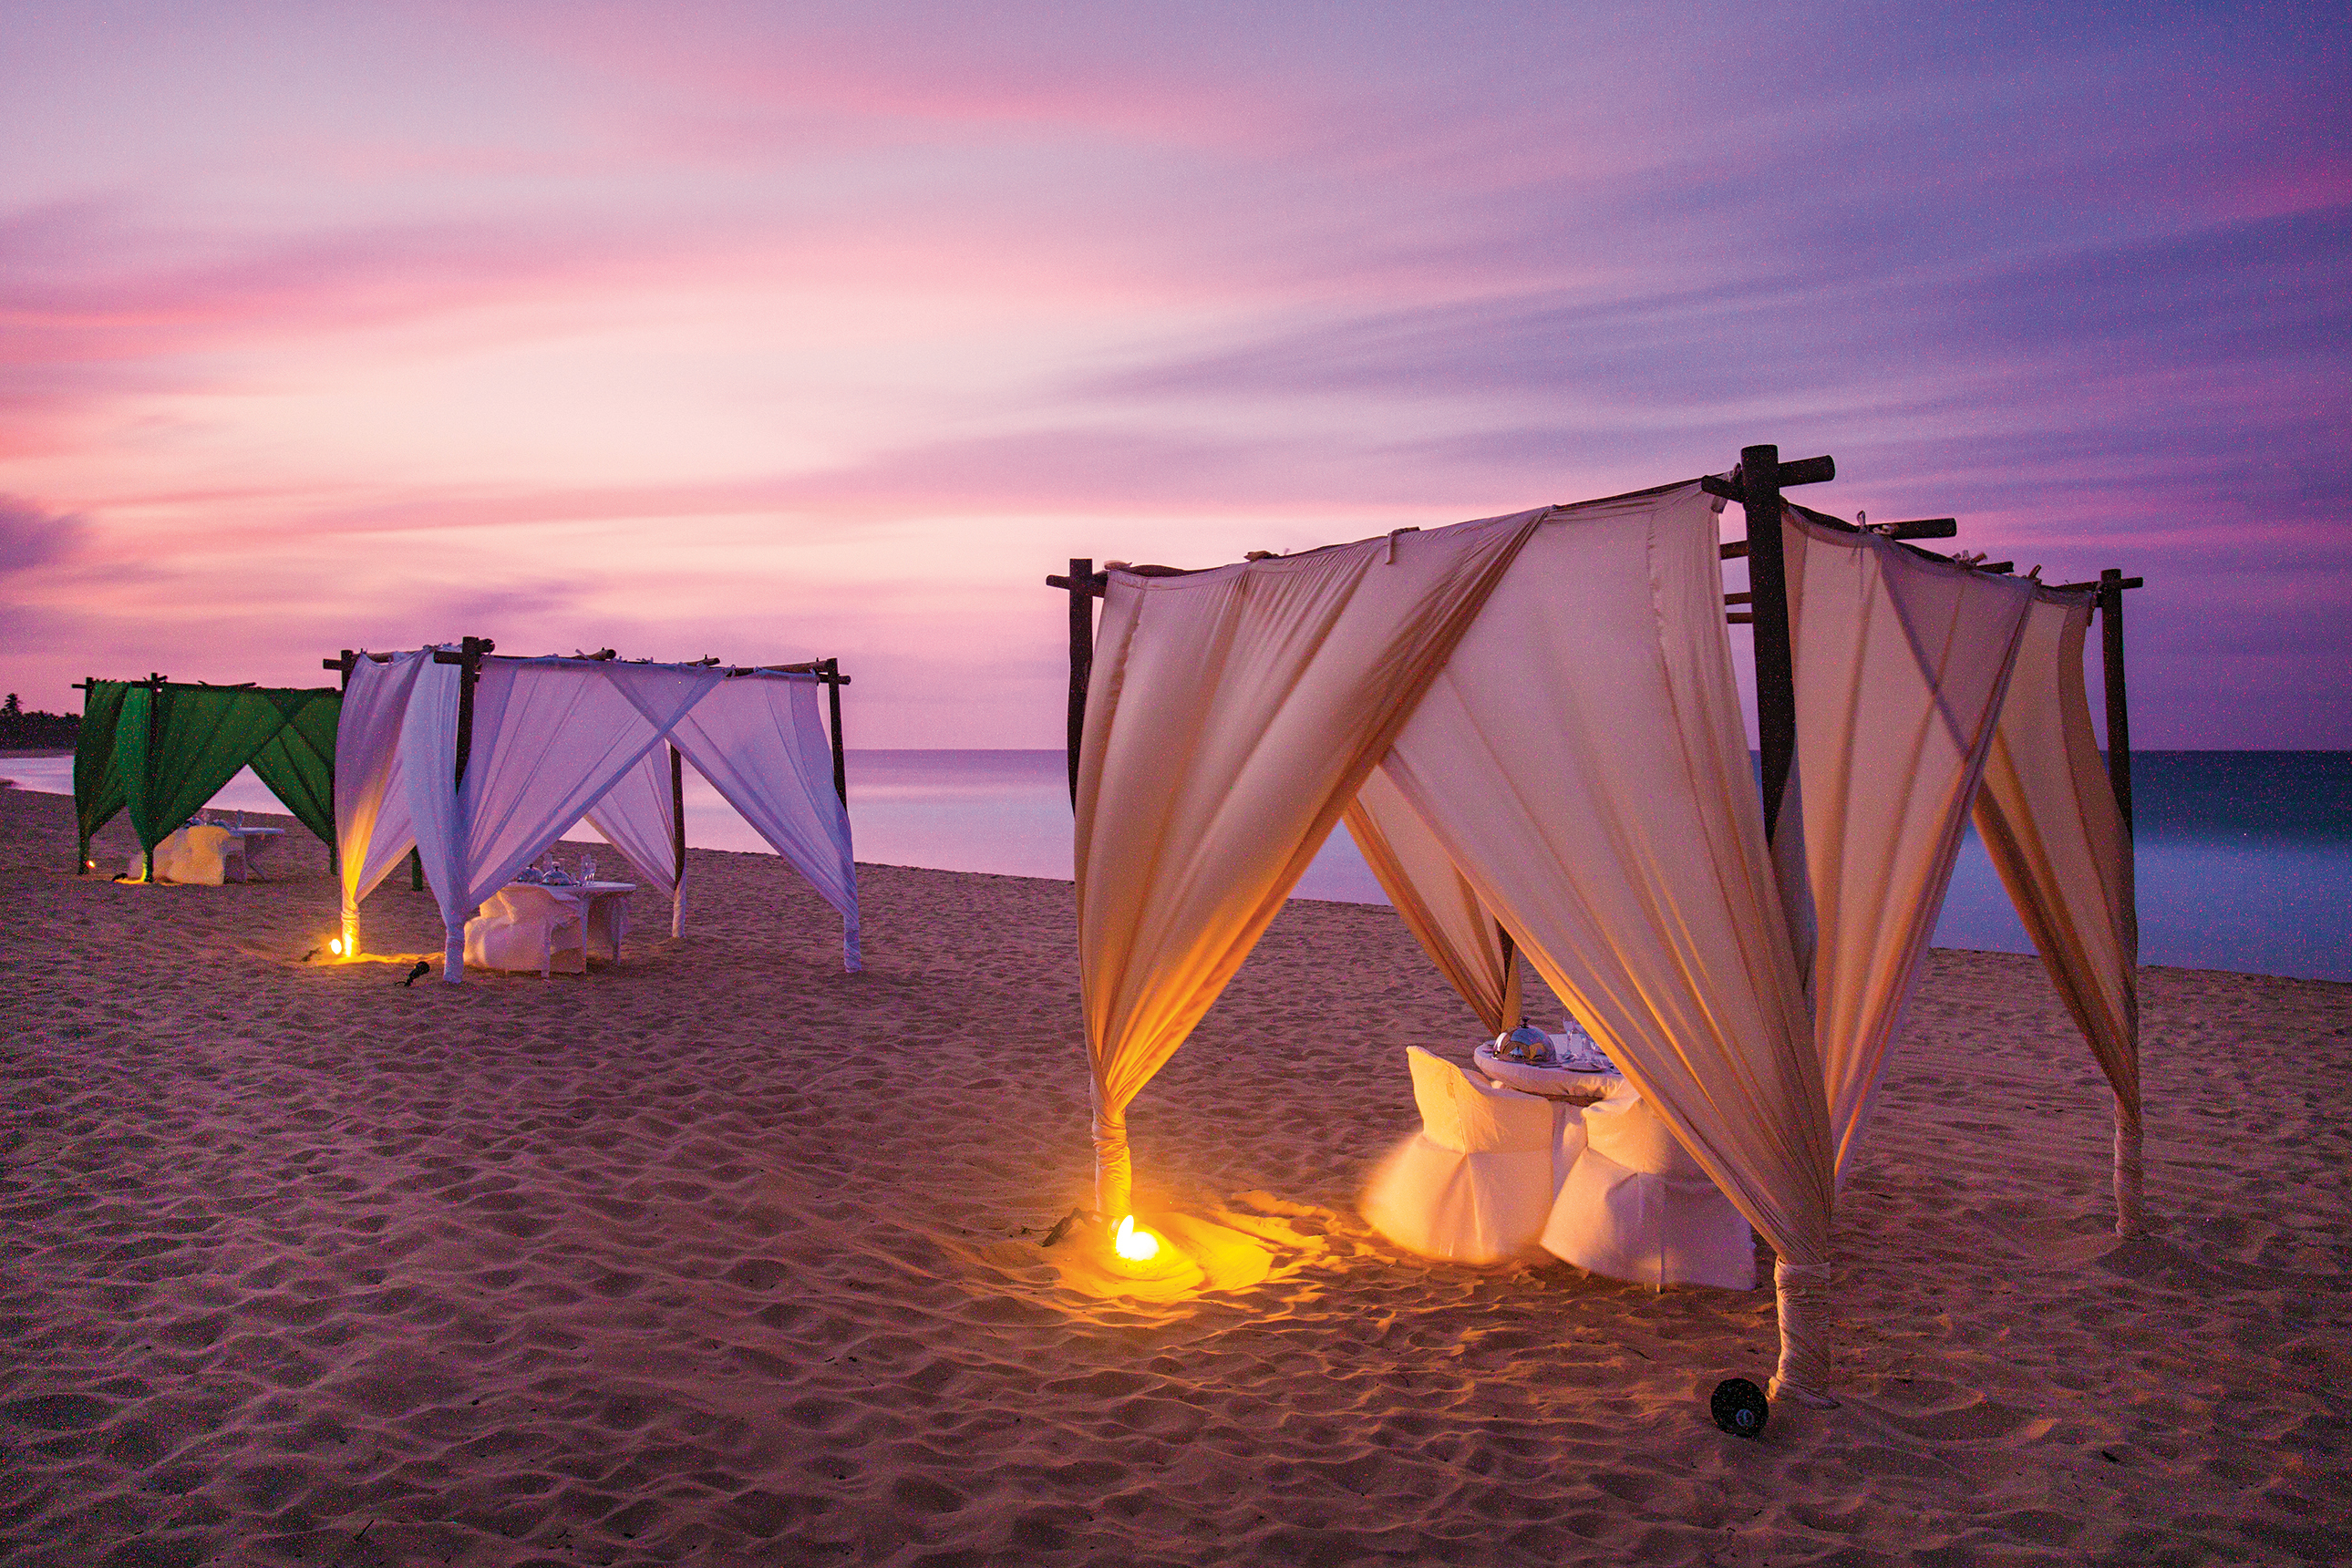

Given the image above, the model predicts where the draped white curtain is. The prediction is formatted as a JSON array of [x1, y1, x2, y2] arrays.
[[668, 673, 861, 971], [1069, 483, 2142, 1404], [1784, 515, 2036, 1182], [333, 649, 430, 954], [1378, 487, 1833, 1401], [1972, 592, 2142, 1233], [410, 659, 722, 981], [1076, 488, 1840, 1401], [583, 745, 683, 936], [1343, 767, 1521, 1035], [1077, 509, 1545, 1222]]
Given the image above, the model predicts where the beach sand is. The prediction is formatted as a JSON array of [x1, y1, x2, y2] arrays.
[[2, 781, 2346, 1566]]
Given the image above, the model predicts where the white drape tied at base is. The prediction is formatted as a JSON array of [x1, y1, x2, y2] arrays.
[[1771, 1260, 1837, 1407], [1377, 491, 1836, 1392], [1077, 508, 1545, 1220], [333, 649, 430, 955], [1972, 592, 2142, 1233]]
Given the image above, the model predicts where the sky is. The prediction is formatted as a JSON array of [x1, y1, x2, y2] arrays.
[[3, 1, 2346, 747]]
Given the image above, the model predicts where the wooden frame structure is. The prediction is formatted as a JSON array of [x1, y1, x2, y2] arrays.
[[324, 643, 854, 893], [1048, 447, 2145, 856]]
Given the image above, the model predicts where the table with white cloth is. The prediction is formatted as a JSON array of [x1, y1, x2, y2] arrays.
[[1466, 1043, 1755, 1291], [137, 824, 287, 884], [1473, 1039, 1625, 1105], [502, 881, 636, 961]]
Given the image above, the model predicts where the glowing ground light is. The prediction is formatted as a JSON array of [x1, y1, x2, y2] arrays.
[[1113, 1214, 1161, 1262], [328, 937, 345, 956]]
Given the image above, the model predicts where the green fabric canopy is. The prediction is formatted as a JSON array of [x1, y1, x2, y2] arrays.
[[76, 679, 342, 879], [73, 680, 129, 867]]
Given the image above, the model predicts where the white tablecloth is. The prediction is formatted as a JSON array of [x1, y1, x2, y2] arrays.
[[510, 882, 635, 959], [1473, 1038, 1625, 1103]]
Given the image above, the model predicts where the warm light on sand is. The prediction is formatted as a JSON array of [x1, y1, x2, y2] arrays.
[[1113, 1214, 1161, 1263]]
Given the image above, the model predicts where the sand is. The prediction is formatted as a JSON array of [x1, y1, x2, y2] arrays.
[[2, 780, 2347, 1567]]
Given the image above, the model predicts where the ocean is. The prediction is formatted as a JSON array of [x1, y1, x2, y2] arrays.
[[7, 748, 2346, 982]]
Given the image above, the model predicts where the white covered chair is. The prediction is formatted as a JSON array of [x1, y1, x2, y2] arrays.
[[1542, 1089, 1756, 1290], [463, 886, 587, 977], [141, 825, 239, 885], [1362, 1047, 1566, 1264]]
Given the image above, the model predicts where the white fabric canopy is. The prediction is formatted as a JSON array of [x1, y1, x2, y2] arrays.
[[1068, 480, 2136, 1405], [1343, 767, 1521, 1035], [1973, 591, 2142, 1233], [668, 673, 861, 971], [410, 658, 723, 981], [1076, 509, 1545, 1222], [1077, 487, 1841, 1398], [583, 744, 683, 936], [1784, 515, 2036, 1181], [336, 653, 861, 977], [333, 649, 430, 954], [1378, 488, 1832, 1399]]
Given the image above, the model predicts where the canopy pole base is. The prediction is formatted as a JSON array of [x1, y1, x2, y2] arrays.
[[2113, 1100, 2145, 1238], [1091, 1092, 1132, 1220], [1768, 1259, 1839, 1408]]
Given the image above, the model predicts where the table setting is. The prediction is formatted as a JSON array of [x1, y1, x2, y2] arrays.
[[508, 852, 636, 960], [1474, 1021, 1625, 1104]]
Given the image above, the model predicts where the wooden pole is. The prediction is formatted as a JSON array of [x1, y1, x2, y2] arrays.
[[669, 739, 687, 937], [452, 636, 486, 790], [329, 652, 356, 876], [670, 741, 687, 886], [140, 673, 163, 882], [417, 636, 493, 889], [77, 673, 96, 873], [2099, 569, 2134, 840], [1066, 557, 1093, 807], [2096, 567, 2144, 1236], [824, 658, 847, 806], [1741, 446, 1798, 841]]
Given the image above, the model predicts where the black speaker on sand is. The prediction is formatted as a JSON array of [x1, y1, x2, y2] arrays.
[[1711, 1377, 1769, 1439]]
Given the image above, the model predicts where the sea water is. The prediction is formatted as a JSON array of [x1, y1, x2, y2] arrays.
[[6, 748, 2344, 982]]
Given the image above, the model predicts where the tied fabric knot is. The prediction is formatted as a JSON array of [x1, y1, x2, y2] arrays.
[[1090, 1091, 1132, 1220], [1769, 1259, 1839, 1408], [2113, 1096, 2145, 1237]]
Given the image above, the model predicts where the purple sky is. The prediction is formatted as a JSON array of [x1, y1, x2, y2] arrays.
[[3, 2, 2346, 745]]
